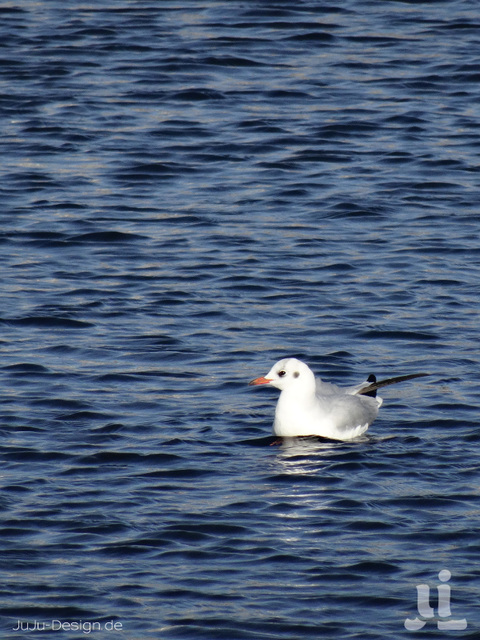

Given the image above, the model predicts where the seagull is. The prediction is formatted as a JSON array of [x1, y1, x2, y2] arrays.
[[249, 357, 428, 441]]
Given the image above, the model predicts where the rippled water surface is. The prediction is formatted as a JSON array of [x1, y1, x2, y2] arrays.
[[1, 1, 480, 638]]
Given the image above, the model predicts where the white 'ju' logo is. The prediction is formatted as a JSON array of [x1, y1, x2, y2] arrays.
[[405, 570, 467, 631]]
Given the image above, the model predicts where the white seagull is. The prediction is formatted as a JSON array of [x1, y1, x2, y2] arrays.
[[249, 357, 428, 441]]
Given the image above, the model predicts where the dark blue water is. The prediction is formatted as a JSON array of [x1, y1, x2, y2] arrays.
[[1, 2, 480, 638]]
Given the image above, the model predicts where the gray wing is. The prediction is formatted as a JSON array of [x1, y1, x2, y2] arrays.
[[328, 393, 380, 432], [315, 378, 344, 396]]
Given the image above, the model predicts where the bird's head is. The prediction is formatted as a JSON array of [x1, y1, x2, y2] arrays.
[[249, 357, 315, 393]]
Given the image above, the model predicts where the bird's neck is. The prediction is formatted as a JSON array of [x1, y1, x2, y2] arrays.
[[280, 377, 316, 405]]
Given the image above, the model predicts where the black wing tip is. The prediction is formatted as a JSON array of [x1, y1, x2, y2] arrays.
[[359, 372, 430, 396], [364, 373, 377, 397]]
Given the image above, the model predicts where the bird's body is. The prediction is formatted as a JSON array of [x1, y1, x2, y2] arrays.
[[249, 357, 427, 441]]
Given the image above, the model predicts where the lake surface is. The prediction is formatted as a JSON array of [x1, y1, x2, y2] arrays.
[[1, 1, 480, 638]]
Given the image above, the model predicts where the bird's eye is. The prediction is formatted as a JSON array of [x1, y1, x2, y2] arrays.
[[278, 370, 286, 377]]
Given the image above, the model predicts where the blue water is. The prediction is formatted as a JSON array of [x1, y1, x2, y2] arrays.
[[1, 1, 480, 638]]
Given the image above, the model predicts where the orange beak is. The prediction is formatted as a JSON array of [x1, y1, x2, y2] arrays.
[[248, 376, 273, 386]]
